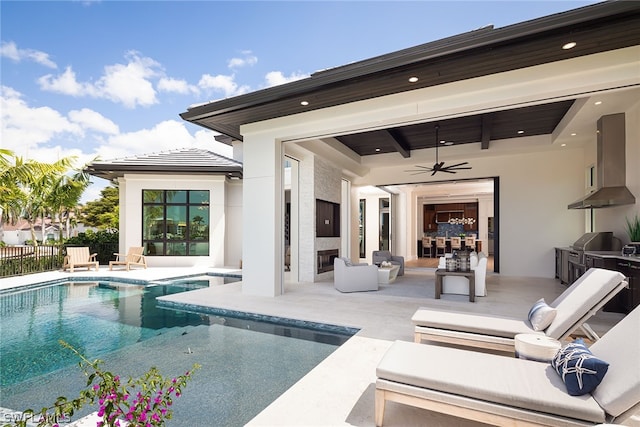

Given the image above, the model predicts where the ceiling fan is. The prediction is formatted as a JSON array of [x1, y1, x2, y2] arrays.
[[406, 124, 472, 176]]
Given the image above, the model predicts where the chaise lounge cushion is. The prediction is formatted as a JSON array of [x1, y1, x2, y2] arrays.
[[545, 268, 624, 339], [551, 338, 609, 396], [590, 305, 640, 418], [412, 308, 537, 339], [377, 340, 606, 423]]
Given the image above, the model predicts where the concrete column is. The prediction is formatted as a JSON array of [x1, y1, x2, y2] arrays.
[[242, 133, 284, 296]]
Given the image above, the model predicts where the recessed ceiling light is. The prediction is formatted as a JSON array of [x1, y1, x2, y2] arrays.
[[517, 130, 525, 134], [375, 148, 381, 152], [561, 143, 567, 147], [439, 140, 446, 144], [594, 101, 602, 105], [408, 76, 419, 83], [562, 42, 577, 50], [444, 142, 454, 146], [300, 100, 309, 106], [571, 133, 577, 136]]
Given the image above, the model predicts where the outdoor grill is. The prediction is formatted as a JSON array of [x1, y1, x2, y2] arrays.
[[568, 232, 621, 281]]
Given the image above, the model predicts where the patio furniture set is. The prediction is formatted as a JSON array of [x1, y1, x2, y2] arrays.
[[375, 268, 639, 426], [62, 246, 147, 272]]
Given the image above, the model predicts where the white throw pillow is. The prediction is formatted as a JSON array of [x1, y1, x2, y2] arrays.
[[527, 298, 557, 331]]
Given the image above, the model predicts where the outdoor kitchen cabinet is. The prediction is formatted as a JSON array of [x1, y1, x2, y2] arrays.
[[555, 248, 570, 284], [612, 258, 640, 313], [584, 253, 640, 314]]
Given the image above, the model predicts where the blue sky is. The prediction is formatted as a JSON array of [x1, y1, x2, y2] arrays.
[[1, 0, 596, 201]]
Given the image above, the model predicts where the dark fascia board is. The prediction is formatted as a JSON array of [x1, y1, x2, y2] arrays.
[[180, 1, 639, 124], [85, 164, 243, 181]]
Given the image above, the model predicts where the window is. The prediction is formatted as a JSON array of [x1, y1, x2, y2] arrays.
[[142, 190, 210, 256]]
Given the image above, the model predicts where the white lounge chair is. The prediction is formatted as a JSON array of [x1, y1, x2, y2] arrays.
[[376, 305, 640, 426], [413, 268, 627, 352], [62, 247, 98, 272]]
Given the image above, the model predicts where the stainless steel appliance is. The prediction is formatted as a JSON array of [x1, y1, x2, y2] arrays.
[[567, 232, 622, 283], [568, 114, 636, 209]]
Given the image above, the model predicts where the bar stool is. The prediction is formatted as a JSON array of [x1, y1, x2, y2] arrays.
[[421, 237, 433, 258], [435, 237, 447, 257], [464, 236, 476, 252], [450, 236, 462, 252]]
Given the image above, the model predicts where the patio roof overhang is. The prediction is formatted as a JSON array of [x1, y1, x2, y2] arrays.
[[84, 148, 243, 181], [179, 1, 640, 157]]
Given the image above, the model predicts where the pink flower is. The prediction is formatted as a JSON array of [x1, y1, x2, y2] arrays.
[[93, 384, 100, 391]]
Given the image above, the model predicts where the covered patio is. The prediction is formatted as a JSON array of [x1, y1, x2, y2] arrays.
[[180, 1, 640, 298]]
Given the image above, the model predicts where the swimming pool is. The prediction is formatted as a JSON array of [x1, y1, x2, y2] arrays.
[[0, 277, 355, 426]]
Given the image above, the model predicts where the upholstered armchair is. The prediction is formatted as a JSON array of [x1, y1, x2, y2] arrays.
[[437, 252, 488, 297], [372, 250, 404, 276], [333, 257, 379, 293]]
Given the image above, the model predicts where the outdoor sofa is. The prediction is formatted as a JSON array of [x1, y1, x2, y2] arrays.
[[376, 304, 640, 426], [413, 268, 627, 352]]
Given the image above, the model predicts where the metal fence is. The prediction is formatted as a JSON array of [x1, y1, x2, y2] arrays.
[[0, 243, 119, 278]]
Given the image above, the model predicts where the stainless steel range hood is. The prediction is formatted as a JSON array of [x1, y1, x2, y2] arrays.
[[568, 113, 636, 209]]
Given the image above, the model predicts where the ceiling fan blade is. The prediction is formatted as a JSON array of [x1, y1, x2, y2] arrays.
[[445, 162, 470, 168], [439, 169, 458, 174]]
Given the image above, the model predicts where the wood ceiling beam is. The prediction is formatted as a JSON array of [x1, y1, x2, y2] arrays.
[[481, 114, 493, 150], [387, 130, 411, 158]]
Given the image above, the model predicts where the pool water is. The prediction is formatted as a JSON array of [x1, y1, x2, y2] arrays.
[[0, 278, 353, 426]]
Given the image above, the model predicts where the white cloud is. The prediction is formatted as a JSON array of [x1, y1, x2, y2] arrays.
[[98, 51, 159, 108], [38, 66, 95, 97], [264, 70, 309, 87], [0, 41, 57, 69], [198, 73, 250, 98], [68, 108, 119, 135], [0, 86, 122, 160], [1, 85, 83, 153], [157, 77, 200, 96], [228, 51, 258, 69], [37, 51, 160, 108], [94, 120, 232, 161]]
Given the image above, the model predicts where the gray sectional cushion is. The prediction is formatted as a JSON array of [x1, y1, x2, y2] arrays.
[[546, 268, 625, 339], [412, 308, 536, 339], [377, 340, 606, 423], [590, 305, 640, 417]]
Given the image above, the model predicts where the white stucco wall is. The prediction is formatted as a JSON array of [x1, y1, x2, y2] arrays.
[[117, 174, 235, 268]]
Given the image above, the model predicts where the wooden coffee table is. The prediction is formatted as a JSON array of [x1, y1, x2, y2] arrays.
[[434, 269, 475, 302]]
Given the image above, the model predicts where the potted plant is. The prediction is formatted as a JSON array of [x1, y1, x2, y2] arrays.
[[625, 213, 640, 243]]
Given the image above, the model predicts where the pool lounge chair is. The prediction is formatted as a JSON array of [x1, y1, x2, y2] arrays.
[[413, 268, 627, 352], [62, 247, 99, 273], [376, 305, 640, 427], [109, 246, 147, 271]]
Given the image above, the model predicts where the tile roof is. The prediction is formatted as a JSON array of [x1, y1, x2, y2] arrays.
[[85, 148, 243, 181]]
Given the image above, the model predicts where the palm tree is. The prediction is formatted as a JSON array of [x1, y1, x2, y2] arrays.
[[0, 151, 74, 246], [47, 168, 92, 240]]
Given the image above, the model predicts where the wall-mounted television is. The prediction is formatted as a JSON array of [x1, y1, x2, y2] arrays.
[[316, 199, 340, 237]]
